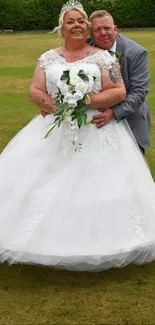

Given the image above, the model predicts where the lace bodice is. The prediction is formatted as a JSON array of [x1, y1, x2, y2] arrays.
[[39, 49, 115, 97]]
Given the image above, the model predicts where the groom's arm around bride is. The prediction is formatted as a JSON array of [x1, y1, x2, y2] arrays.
[[89, 10, 151, 154]]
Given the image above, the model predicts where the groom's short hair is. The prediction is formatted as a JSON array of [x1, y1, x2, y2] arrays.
[[89, 10, 114, 24]]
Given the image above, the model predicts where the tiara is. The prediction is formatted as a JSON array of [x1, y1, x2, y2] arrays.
[[60, 0, 84, 16]]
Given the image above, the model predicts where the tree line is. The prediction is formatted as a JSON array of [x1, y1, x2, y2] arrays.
[[0, 0, 155, 30]]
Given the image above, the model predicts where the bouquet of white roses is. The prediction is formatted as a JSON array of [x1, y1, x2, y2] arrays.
[[45, 67, 96, 151]]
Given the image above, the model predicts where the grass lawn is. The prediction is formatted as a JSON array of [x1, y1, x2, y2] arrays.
[[0, 31, 155, 325]]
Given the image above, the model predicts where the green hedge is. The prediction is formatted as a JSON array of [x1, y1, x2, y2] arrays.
[[0, 0, 155, 30]]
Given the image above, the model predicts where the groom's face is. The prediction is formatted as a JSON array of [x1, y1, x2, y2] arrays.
[[91, 15, 118, 50]]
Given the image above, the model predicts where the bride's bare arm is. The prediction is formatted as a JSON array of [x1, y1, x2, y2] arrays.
[[89, 62, 126, 109], [29, 63, 56, 114]]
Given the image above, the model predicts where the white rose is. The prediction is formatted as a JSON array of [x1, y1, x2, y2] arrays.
[[69, 67, 79, 78], [69, 67, 79, 75], [70, 75, 82, 86], [67, 99, 78, 108], [73, 91, 83, 101], [75, 80, 89, 95], [69, 67, 82, 86], [63, 92, 73, 103]]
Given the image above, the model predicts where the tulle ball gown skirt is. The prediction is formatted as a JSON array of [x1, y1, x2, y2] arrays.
[[0, 111, 155, 271]]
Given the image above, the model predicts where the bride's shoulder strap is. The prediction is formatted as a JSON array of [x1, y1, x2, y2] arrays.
[[38, 49, 57, 70], [95, 50, 116, 70]]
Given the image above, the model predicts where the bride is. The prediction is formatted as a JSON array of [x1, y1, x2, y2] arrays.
[[0, 0, 155, 272]]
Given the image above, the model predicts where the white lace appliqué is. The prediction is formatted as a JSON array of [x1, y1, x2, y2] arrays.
[[104, 123, 118, 150], [131, 204, 145, 239], [39, 49, 115, 71], [26, 206, 42, 236]]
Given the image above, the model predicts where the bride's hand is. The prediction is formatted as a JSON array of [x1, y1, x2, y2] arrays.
[[29, 63, 57, 116], [40, 96, 57, 117]]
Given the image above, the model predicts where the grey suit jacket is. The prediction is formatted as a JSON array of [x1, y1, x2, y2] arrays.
[[87, 34, 151, 148], [113, 34, 151, 148]]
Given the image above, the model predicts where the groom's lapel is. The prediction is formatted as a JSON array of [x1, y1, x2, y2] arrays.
[[116, 34, 124, 73]]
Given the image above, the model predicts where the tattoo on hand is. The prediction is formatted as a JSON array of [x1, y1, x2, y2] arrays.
[[109, 63, 123, 84]]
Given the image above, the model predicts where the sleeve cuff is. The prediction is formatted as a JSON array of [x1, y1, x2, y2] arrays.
[[112, 104, 126, 122]]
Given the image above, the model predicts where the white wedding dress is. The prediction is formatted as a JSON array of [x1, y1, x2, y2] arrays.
[[0, 49, 155, 271]]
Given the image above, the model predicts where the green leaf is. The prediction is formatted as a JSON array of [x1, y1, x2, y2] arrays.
[[60, 70, 70, 83], [78, 69, 89, 82], [116, 51, 123, 62], [70, 100, 88, 129], [44, 102, 69, 138], [44, 123, 57, 138]]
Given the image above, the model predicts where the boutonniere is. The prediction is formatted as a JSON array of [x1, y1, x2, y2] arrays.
[[116, 51, 123, 62]]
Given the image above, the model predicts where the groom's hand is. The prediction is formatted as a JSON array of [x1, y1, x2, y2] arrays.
[[92, 108, 114, 128]]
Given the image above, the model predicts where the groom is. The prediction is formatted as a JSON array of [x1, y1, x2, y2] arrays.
[[89, 10, 151, 154]]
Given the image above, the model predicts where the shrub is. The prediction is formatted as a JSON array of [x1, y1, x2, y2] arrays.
[[0, 0, 155, 30]]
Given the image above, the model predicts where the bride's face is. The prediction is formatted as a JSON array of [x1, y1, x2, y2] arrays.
[[62, 9, 88, 41]]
